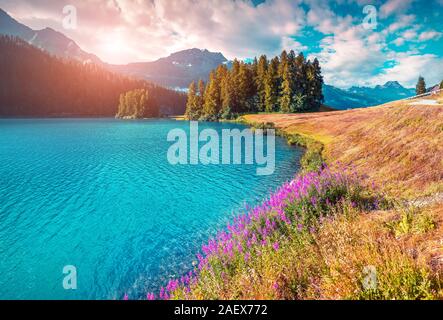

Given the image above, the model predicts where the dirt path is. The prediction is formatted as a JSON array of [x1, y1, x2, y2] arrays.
[[409, 99, 442, 106]]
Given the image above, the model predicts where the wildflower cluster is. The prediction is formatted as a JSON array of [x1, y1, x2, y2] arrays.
[[128, 166, 372, 300]]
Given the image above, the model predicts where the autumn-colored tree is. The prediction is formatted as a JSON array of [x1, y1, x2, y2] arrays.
[[185, 81, 199, 120], [117, 89, 159, 119], [237, 62, 256, 113], [203, 71, 221, 120]]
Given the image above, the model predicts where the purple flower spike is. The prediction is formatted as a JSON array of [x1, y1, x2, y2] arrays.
[[273, 241, 279, 251]]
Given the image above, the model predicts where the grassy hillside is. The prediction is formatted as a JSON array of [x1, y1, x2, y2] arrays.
[[243, 95, 443, 199], [145, 95, 443, 300]]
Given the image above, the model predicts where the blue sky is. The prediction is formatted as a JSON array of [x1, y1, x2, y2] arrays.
[[1, 0, 442, 88]]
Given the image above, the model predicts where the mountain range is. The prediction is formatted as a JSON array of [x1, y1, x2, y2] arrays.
[[0, 8, 101, 64], [323, 81, 416, 110], [0, 8, 417, 109], [108, 48, 228, 89]]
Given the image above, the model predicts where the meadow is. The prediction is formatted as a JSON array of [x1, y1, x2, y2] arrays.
[[140, 94, 443, 300]]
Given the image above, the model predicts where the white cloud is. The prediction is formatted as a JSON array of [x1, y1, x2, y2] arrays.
[[151, 0, 306, 60], [418, 30, 443, 41], [281, 36, 308, 52], [306, 0, 355, 35], [386, 14, 416, 34], [310, 28, 389, 88], [0, 0, 307, 63], [306, 2, 391, 88], [380, 0, 415, 18], [392, 37, 405, 46], [370, 53, 443, 87], [402, 28, 418, 40]]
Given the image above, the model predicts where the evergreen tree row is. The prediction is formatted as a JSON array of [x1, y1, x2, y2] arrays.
[[185, 50, 324, 120], [0, 36, 186, 117], [116, 89, 159, 119]]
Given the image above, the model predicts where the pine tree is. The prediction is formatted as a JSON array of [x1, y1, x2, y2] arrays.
[[238, 62, 256, 113], [117, 94, 127, 118], [311, 58, 324, 110], [256, 55, 268, 112], [184, 49, 324, 119], [221, 70, 235, 119], [116, 89, 159, 119], [203, 71, 221, 120], [416, 76, 426, 95], [185, 81, 198, 120], [278, 50, 294, 113], [264, 57, 279, 113], [278, 50, 288, 78], [440, 80, 443, 89], [216, 64, 229, 85], [232, 60, 242, 113], [196, 79, 205, 119], [294, 53, 308, 111], [250, 57, 259, 112], [251, 57, 258, 82], [304, 60, 315, 110]]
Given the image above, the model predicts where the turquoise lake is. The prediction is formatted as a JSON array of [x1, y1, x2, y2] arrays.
[[0, 119, 302, 299]]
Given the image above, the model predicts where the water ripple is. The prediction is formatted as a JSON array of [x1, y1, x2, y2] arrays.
[[0, 119, 302, 299]]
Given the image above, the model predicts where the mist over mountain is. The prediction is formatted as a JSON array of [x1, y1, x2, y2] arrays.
[[0, 8, 101, 64]]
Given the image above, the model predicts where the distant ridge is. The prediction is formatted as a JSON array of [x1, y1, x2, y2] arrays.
[[108, 48, 228, 89], [0, 8, 101, 63], [323, 81, 416, 109]]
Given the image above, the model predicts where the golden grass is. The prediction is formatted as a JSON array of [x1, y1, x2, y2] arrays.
[[243, 93, 443, 199], [313, 205, 443, 299], [168, 96, 443, 300], [179, 203, 443, 300]]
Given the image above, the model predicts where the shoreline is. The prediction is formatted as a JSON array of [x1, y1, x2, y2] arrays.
[[159, 104, 443, 300], [236, 116, 325, 173]]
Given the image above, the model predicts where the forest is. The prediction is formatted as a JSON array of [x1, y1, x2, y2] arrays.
[[0, 36, 186, 117], [185, 50, 324, 120]]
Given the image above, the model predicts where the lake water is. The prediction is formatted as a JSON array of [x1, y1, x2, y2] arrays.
[[0, 119, 302, 299]]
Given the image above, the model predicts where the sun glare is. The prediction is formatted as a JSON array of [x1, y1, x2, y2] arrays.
[[99, 34, 128, 64]]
